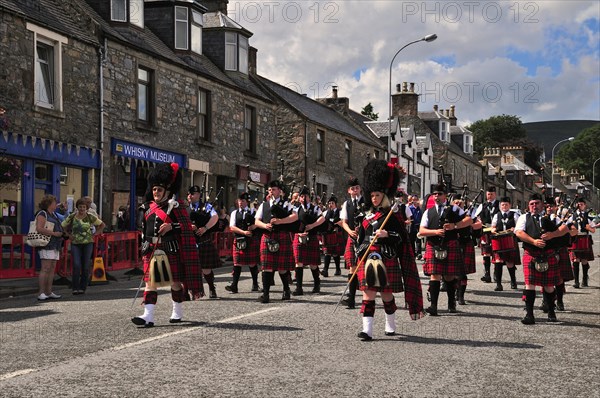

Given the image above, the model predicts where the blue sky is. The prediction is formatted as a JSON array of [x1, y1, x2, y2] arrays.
[[235, 1, 600, 125]]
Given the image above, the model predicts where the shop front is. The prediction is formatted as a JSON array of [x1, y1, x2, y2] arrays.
[[111, 138, 185, 231], [0, 132, 100, 234]]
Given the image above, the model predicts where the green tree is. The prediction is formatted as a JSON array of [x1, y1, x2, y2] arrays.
[[361, 102, 379, 120], [468, 114, 542, 169], [555, 124, 600, 188]]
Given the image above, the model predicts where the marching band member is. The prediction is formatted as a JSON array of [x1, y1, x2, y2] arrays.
[[226, 192, 261, 293], [292, 186, 326, 295], [254, 180, 298, 303], [476, 187, 499, 283], [355, 160, 423, 341], [514, 194, 569, 324], [133, 163, 204, 327], [419, 184, 472, 316], [454, 196, 479, 305], [320, 194, 344, 277], [188, 185, 221, 299], [569, 198, 596, 288], [490, 196, 521, 291], [340, 177, 365, 309]]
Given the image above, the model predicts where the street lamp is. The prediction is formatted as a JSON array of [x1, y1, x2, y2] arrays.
[[388, 34, 437, 163], [593, 156, 600, 210], [551, 136, 574, 197]]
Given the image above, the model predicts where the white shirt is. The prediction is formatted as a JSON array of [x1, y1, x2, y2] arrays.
[[420, 204, 465, 228], [339, 195, 362, 221], [491, 211, 520, 227], [229, 206, 254, 228], [515, 212, 560, 232], [255, 197, 294, 221]]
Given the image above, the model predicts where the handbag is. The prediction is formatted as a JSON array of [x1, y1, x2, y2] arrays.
[[26, 218, 55, 247]]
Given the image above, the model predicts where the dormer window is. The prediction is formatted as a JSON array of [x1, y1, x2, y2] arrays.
[[175, 7, 203, 54], [464, 134, 473, 154], [111, 0, 144, 28], [440, 121, 448, 142], [225, 32, 248, 74]]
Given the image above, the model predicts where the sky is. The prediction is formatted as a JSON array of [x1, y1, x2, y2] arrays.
[[226, 0, 600, 126]]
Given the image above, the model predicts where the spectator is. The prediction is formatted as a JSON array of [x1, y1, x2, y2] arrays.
[[62, 198, 106, 295], [408, 195, 423, 259], [36, 195, 66, 301], [217, 205, 230, 232]]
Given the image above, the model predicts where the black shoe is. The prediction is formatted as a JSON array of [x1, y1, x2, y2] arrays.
[[251, 284, 260, 292], [311, 285, 320, 294], [494, 284, 503, 292], [573, 281, 581, 289], [341, 297, 355, 309], [548, 311, 558, 322], [540, 300, 549, 313], [384, 331, 396, 336], [282, 289, 291, 300], [425, 306, 438, 316], [334, 269, 341, 276], [440, 281, 447, 292], [209, 288, 217, 299], [131, 317, 154, 328], [320, 270, 329, 278], [292, 288, 304, 296], [169, 318, 182, 324], [481, 275, 492, 283], [224, 284, 238, 294], [556, 301, 565, 311], [357, 332, 373, 341], [258, 294, 270, 304], [521, 315, 535, 325], [448, 306, 457, 313], [582, 278, 589, 287], [510, 281, 518, 289]]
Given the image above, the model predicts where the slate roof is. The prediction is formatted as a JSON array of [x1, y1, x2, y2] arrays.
[[203, 11, 252, 35], [257, 76, 383, 147]]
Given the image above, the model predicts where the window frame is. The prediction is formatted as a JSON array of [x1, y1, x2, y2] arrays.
[[137, 66, 154, 126], [316, 129, 325, 162], [111, 0, 127, 22], [345, 140, 352, 169], [191, 10, 203, 55], [129, 0, 144, 28], [244, 105, 257, 154], [174, 6, 189, 50], [225, 32, 238, 71], [197, 88, 211, 142]]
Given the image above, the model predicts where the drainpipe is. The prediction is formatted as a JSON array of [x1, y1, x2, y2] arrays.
[[98, 38, 107, 217], [304, 120, 309, 186]]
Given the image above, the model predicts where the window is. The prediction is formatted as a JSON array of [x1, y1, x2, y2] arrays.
[[59, 166, 68, 185], [198, 88, 211, 141], [130, 0, 144, 28], [191, 11, 203, 54], [440, 122, 447, 142], [111, 0, 126, 21], [225, 32, 249, 74], [137, 66, 153, 124], [316, 130, 324, 162], [244, 105, 256, 153], [28, 23, 66, 111], [316, 183, 328, 199], [464, 134, 473, 154], [175, 6, 188, 50], [345, 140, 352, 169], [225, 32, 237, 71], [374, 150, 379, 159]]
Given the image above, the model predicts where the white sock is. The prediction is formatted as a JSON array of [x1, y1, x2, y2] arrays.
[[362, 316, 374, 337], [171, 301, 183, 320], [385, 312, 396, 334], [139, 304, 155, 324]]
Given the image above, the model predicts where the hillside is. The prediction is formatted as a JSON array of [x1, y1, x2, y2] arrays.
[[523, 120, 600, 160]]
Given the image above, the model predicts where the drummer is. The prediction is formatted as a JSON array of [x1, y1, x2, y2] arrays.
[[569, 198, 596, 288], [490, 196, 520, 291]]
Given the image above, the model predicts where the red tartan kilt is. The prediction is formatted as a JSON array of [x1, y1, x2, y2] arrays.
[[423, 240, 464, 276], [344, 237, 357, 269], [292, 234, 321, 266], [260, 231, 294, 272], [398, 241, 416, 271], [557, 247, 574, 281], [493, 237, 521, 265], [357, 246, 403, 293], [569, 235, 595, 262], [197, 237, 222, 269], [232, 236, 260, 265], [461, 243, 477, 274], [321, 232, 344, 256], [143, 250, 182, 283], [479, 232, 493, 256], [522, 248, 560, 287]]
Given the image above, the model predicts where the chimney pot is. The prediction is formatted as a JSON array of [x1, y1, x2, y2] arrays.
[[445, 109, 450, 117], [332, 85, 338, 99], [396, 84, 402, 93], [433, 104, 438, 111], [402, 82, 408, 92], [450, 105, 455, 118], [409, 82, 415, 93]]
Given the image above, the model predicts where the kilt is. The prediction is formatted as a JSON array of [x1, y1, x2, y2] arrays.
[[321, 232, 344, 256], [493, 237, 521, 265], [232, 235, 260, 266], [357, 245, 403, 293], [398, 240, 415, 271], [522, 248, 560, 287], [461, 243, 477, 274], [292, 233, 321, 266], [423, 240, 464, 276], [479, 232, 493, 256], [569, 235, 595, 262], [557, 247, 574, 281], [260, 230, 294, 272], [344, 237, 358, 269], [197, 236, 222, 269], [143, 248, 182, 284]]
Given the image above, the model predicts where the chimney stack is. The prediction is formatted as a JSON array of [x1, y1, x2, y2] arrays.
[[449, 105, 457, 126], [248, 46, 257, 75], [332, 85, 338, 99], [392, 81, 419, 117], [433, 104, 438, 112], [316, 86, 349, 115]]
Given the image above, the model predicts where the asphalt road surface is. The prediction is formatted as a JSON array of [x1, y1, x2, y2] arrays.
[[0, 237, 598, 397]]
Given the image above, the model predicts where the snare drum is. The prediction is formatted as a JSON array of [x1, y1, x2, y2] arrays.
[[491, 232, 515, 252], [569, 234, 590, 251]]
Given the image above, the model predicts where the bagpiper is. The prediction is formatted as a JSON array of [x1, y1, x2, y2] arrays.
[[132, 163, 204, 327], [569, 198, 596, 288], [475, 186, 500, 283], [320, 194, 344, 277], [490, 196, 521, 291]]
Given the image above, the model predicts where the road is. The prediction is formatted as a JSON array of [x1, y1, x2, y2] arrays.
[[0, 236, 599, 398]]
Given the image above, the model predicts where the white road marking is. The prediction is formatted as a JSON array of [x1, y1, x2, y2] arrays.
[[0, 368, 35, 381], [111, 307, 280, 351]]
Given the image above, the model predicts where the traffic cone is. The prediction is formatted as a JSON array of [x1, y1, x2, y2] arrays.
[[90, 256, 109, 285]]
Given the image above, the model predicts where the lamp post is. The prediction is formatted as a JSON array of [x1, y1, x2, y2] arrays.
[[551, 136, 574, 197], [388, 34, 437, 163], [593, 156, 600, 211]]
